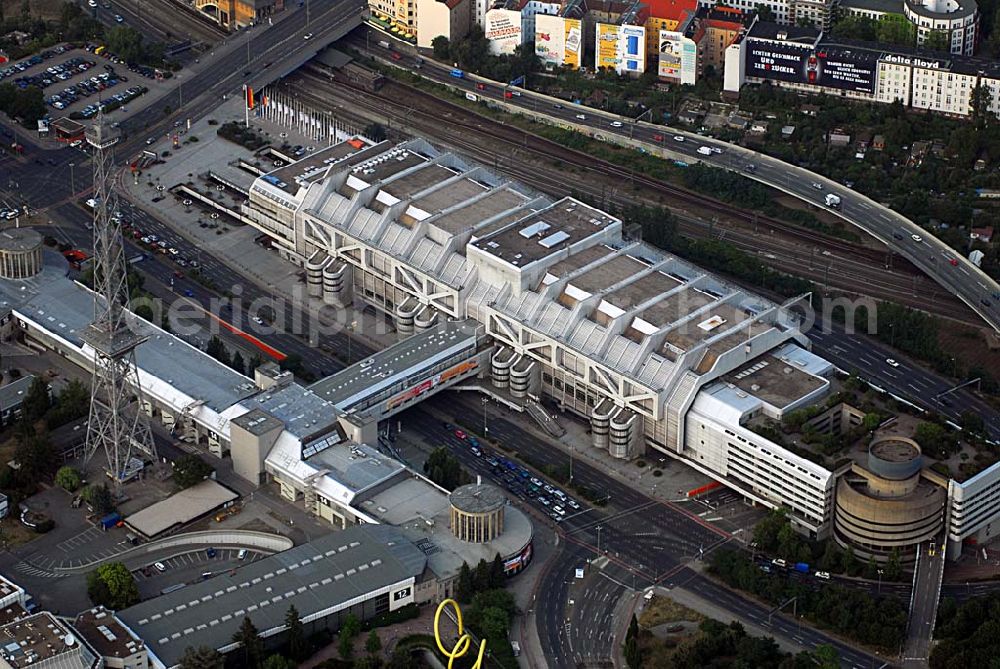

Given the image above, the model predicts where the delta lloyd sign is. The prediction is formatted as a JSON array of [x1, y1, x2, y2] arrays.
[[881, 53, 949, 69]]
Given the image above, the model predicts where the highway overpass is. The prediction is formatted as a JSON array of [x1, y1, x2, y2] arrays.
[[117, 0, 364, 154], [366, 44, 1000, 334]]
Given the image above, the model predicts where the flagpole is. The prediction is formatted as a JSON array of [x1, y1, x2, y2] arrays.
[[244, 85, 250, 128]]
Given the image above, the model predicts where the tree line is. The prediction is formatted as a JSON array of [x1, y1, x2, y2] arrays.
[[422, 447, 469, 491], [628, 614, 842, 669], [931, 593, 1000, 668], [453, 556, 518, 669], [0, 376, 90, 509], [431, 27, 540, 87]]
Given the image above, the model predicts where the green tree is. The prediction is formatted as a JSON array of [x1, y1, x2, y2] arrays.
[[473, 559, 491, 591], [970, 83, 992, 130], [365, 629, 382, 656], [363, 122, 388, 142], [885, 547, 902, 581], [261, 656, 294, 669], [86, 562, 140, 609], [923, 29, 952, 52], [624, 614, 642, 668], [20, 377, 51, 423], [878, 14, 917, 46], [915, 422, 957, 459], [422, 447, 467, 490], [172, 454, 213, 489], [55, 466, 82, 492], [455, 562, 474, 602], [489, 553, 506, 588], [46, 378, 90, 428], [386, 646, 418, 669], [285, 604, 308, 662], [205, 336, 230, 366], [232, 616, 264, 669], [864, 555, 878, 580], [841, 545, 859, 575], [959, 411, 986, 434], [82, 483, 116, 515], [753, 508, 789, 552], [231, 351, 246, 376], [818, 540, 841, 573], [813, 644, 841, 668], [13, 430, 55, 486], [178, 645, 224, 669], [134, 303, 154, 322], [862, 412, 882, 431], [104, 26, 146, 63], [431, 35, 450, 60], [478, 606, 509, 645], [338, 613, 361, 660], [355, 657, 383, 669]]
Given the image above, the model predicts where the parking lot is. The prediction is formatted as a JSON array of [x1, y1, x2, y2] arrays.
[[1, 43, 174, 133], [133, 548, 266, 599]]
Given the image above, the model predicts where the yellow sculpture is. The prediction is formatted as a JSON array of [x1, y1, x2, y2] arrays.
[[434, 598, 487, 669]]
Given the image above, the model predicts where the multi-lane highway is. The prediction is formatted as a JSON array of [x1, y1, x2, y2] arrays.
[[374, 46, 1000, 333], [398, 399, 888, 668]]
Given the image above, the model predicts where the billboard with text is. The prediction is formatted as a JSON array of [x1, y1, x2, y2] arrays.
[[564, 18, 582, 69], [745, 39, 878, 94], [595, 24, 645, 74], [485, 8, 522, 56], [658, 30, 697, 84]]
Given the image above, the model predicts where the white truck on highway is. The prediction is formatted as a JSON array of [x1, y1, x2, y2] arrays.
[[697, 146, 712, 156], [824, 193, 842, 209]]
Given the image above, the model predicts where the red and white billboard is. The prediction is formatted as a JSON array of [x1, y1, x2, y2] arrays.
[[485, 9, 523, 56]]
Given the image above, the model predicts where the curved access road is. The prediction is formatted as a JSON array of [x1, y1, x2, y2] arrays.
[[368, 43, 1000, 333]]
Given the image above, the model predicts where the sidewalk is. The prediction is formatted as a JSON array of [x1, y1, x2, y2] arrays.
[[944, 545, 1000, 582], [117, 96, 399, 355]]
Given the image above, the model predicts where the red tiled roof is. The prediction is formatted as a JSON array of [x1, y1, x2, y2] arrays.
[[646, 0, 697, 21]]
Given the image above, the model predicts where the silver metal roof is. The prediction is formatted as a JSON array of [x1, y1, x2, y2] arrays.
[[117, 525, 426, 668]]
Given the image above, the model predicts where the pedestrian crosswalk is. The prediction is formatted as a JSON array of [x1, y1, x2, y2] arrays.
[[12, 561, 68, 579]]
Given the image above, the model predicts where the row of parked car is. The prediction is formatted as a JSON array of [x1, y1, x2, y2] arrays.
[[0, 44, 69, 82], [84, 43, 161, 80], [10, 56, 96, 91], [47, 67, 127, 109], [449, 425, 583, 522], [71, 86, 146, 119]]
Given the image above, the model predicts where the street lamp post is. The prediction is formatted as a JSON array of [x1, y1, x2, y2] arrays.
[[482, 396, 488, 435], [877, 569, 884, 595], [596, 525, 603, 554], [68, 163, 75, 196], [346, 319, 356, 364]]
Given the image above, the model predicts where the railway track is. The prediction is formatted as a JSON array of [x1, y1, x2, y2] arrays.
[[119, 0, 226, 46], [301, 67, 899, 265], [283, 71, 978, 324]]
